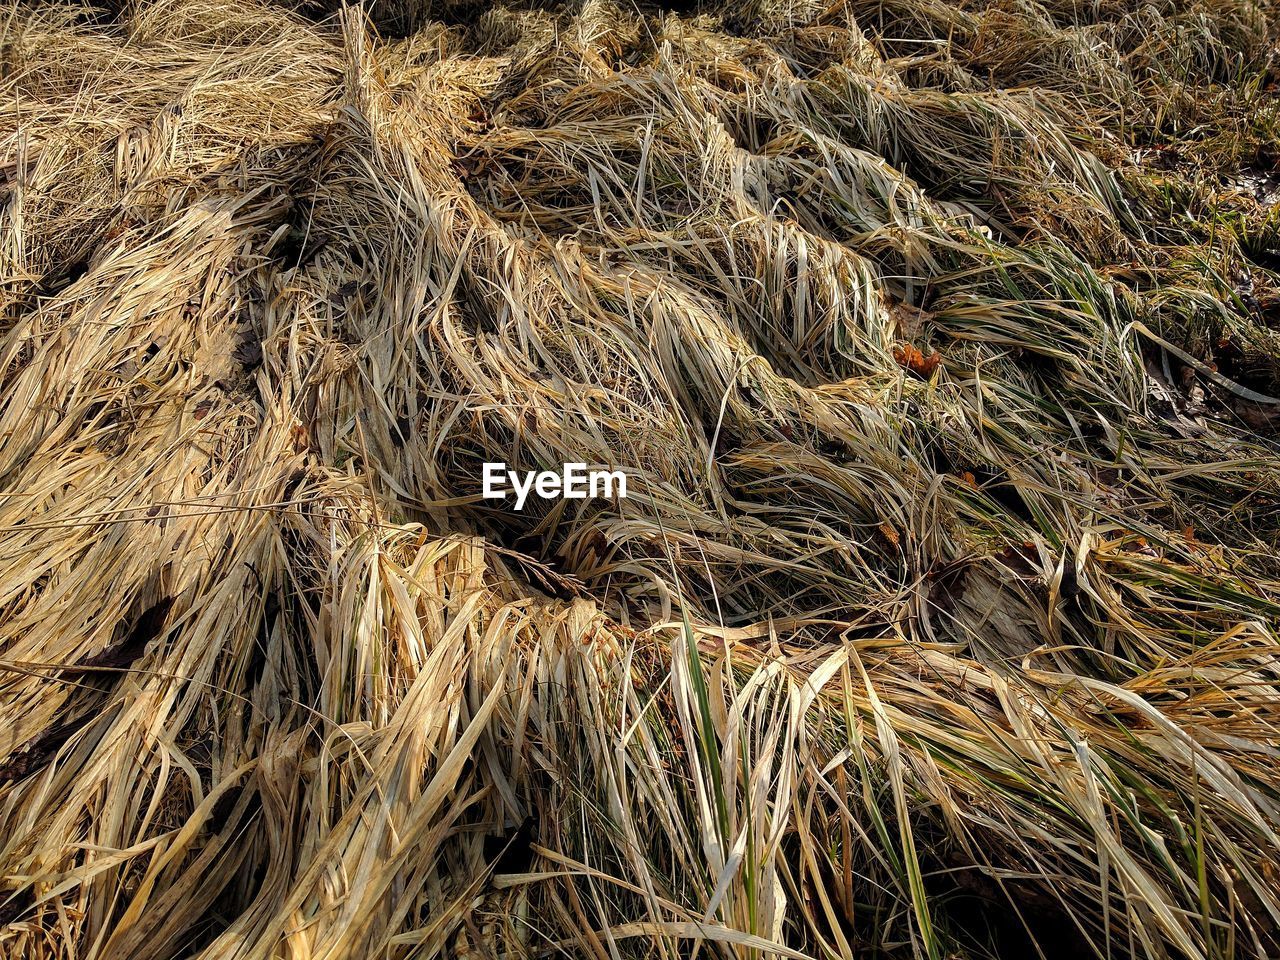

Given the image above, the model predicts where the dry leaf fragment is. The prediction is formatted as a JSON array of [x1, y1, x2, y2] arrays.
[[893, 343, 942, 378]]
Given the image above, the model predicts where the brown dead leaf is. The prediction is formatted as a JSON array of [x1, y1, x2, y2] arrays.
[[893, 343, 942, 379], [889, 301, 933, 341]]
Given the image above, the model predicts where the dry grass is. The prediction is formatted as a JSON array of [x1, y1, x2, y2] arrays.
[[0, 0, 1278, 957]]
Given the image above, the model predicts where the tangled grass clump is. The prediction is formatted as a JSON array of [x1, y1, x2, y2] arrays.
[[1, 0, 1279, 957]]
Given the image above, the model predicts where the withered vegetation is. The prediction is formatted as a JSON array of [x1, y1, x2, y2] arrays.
[[1, 0, 1279, 957]]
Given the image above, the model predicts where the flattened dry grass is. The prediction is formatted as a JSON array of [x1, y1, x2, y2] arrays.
[[0, 0, 1278, 957]]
